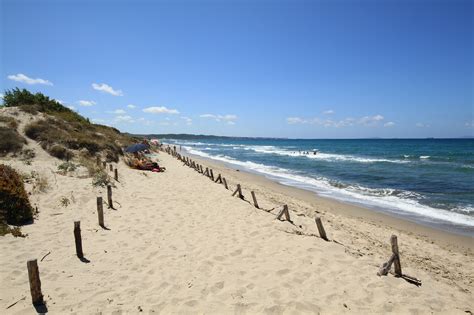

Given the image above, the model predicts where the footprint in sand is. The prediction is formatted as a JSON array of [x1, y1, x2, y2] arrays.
[[230, 249, 242, 256], [276, 268, 290, 276]]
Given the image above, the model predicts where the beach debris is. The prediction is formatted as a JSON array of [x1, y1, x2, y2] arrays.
[[40, 251, 51, 262], [377, 235, 422, 286], [6, 296, 26, 309], [276, 205, 292, 223], [251, 191, 259, 209], [74, 221, 84, 259], [27, 259, 43, 305], [315, 217, 329, 241], [232, 184, 244, 199]]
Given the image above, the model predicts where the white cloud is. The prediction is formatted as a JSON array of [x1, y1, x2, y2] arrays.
[[114, 115, 134, 123], [108, 109, 126, 114], [55, 99, 64, 104], [77, 100, 97, 107], [77, 100, 96, 106], [67, 105, 76, 111], [127, 104, 136, 109], [200, 114, 237, 123], [358, 115, 384, 126], [143, 106, 179, 114], [92, 83, 123, 96], [287, 114, 386, 128], [384, 121, 395, 127], [7, 73, 53, 85], [227, 121, 236, 125], [416, 123, 430, 128], [323, 110, 334, 115], [181, 116, 192, 125]]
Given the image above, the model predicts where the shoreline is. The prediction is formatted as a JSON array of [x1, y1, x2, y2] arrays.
[[180, 148, 474, 250]]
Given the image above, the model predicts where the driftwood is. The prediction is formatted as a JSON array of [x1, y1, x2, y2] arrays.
[[40, 251, 51, 262], [276, 205, 292, 222], [6, 296, 26, 309]]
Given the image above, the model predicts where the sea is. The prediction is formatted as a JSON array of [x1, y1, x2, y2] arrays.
[[162, 138, 474, 236]]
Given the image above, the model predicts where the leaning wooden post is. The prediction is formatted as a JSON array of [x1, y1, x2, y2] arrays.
[[223, 177, 229, 189], [232, 184, 244, 199], [109, 164, 113, 172], [74, 221, 83, 259], [27, 259, 43, 305], [114, 168, 118, 181], [315, 217, 328, 241], [204, 168, 209, 176], [97, 197, 104, 227], [200, 165, 204, 173], [215, 174, 222, 183], [107, 185, 113, 209], [251, 191, 259, 209], [209, 169, 215, 181], [276, 205, 291, 222], [391, 235, 402, 276]]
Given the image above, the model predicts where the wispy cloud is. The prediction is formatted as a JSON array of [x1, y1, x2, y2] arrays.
[[92, 83, 123, 96], [108, 109, 126, 114], [200, 114, 237, 124], [181, 116, 193, 125], [67, 105, 76, 111], [287, 114, 386, 128], [127, 104, 136, 109], [143, 106, 179, 114], [323, 110, 334, 115], [384, 121, 395, 127], [8, 73, 53, 85], [114, 115, 134, 123], [77, 100, 96, 107], [416, 123, 430, 128]]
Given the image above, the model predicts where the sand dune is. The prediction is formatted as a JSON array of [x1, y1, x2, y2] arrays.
[[1, 145, 473, 314]]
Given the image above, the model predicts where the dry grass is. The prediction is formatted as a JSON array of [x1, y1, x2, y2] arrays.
[[0, 126, 27, 156]]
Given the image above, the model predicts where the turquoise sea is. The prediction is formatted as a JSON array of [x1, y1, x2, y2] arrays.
[[163, 138, 474, 236]]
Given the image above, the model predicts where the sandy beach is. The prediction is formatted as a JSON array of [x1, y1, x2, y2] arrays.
[[1, 141, 473, 314]]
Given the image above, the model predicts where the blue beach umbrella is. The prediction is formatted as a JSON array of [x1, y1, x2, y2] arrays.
[[125, 143, 149, 153]]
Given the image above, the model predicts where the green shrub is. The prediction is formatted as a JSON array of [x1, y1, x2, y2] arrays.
[[0, 164, 34, 225], [48, 145, 74, 160], [0, 127, 27, 156]]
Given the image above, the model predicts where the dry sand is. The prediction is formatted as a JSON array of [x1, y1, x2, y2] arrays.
[[1, 133, 473, 313]]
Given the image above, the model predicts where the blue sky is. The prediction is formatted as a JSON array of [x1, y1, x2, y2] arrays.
[[1, 0, 472, 138]]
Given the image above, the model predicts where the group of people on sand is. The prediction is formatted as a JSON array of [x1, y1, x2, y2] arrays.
[[124, 142, 166, 172]]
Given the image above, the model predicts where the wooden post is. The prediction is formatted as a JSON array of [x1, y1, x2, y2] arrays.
[[232, 184, 244, 199], [204, 168, 209, 176], [223, 177, 228, 189], [102, 161, 106, 168], [97, 197, 104, 227], [107, 185, 113, 209], [251, 191, 259, 209], [315, 217, 328, 241], [391, 235, 402, 276], [200, 165, 204, 173], [27, 259, 43, 305], [209, 169, 214, 181], [114, 168, 118, 181], [215, 174, 222, 183], [276, 205, 291, 222], [74, 221, 83, 259], [109, 164, 113, 172]]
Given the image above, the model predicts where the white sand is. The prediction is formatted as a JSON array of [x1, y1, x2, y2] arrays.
[[1, 110, 473, 313]]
